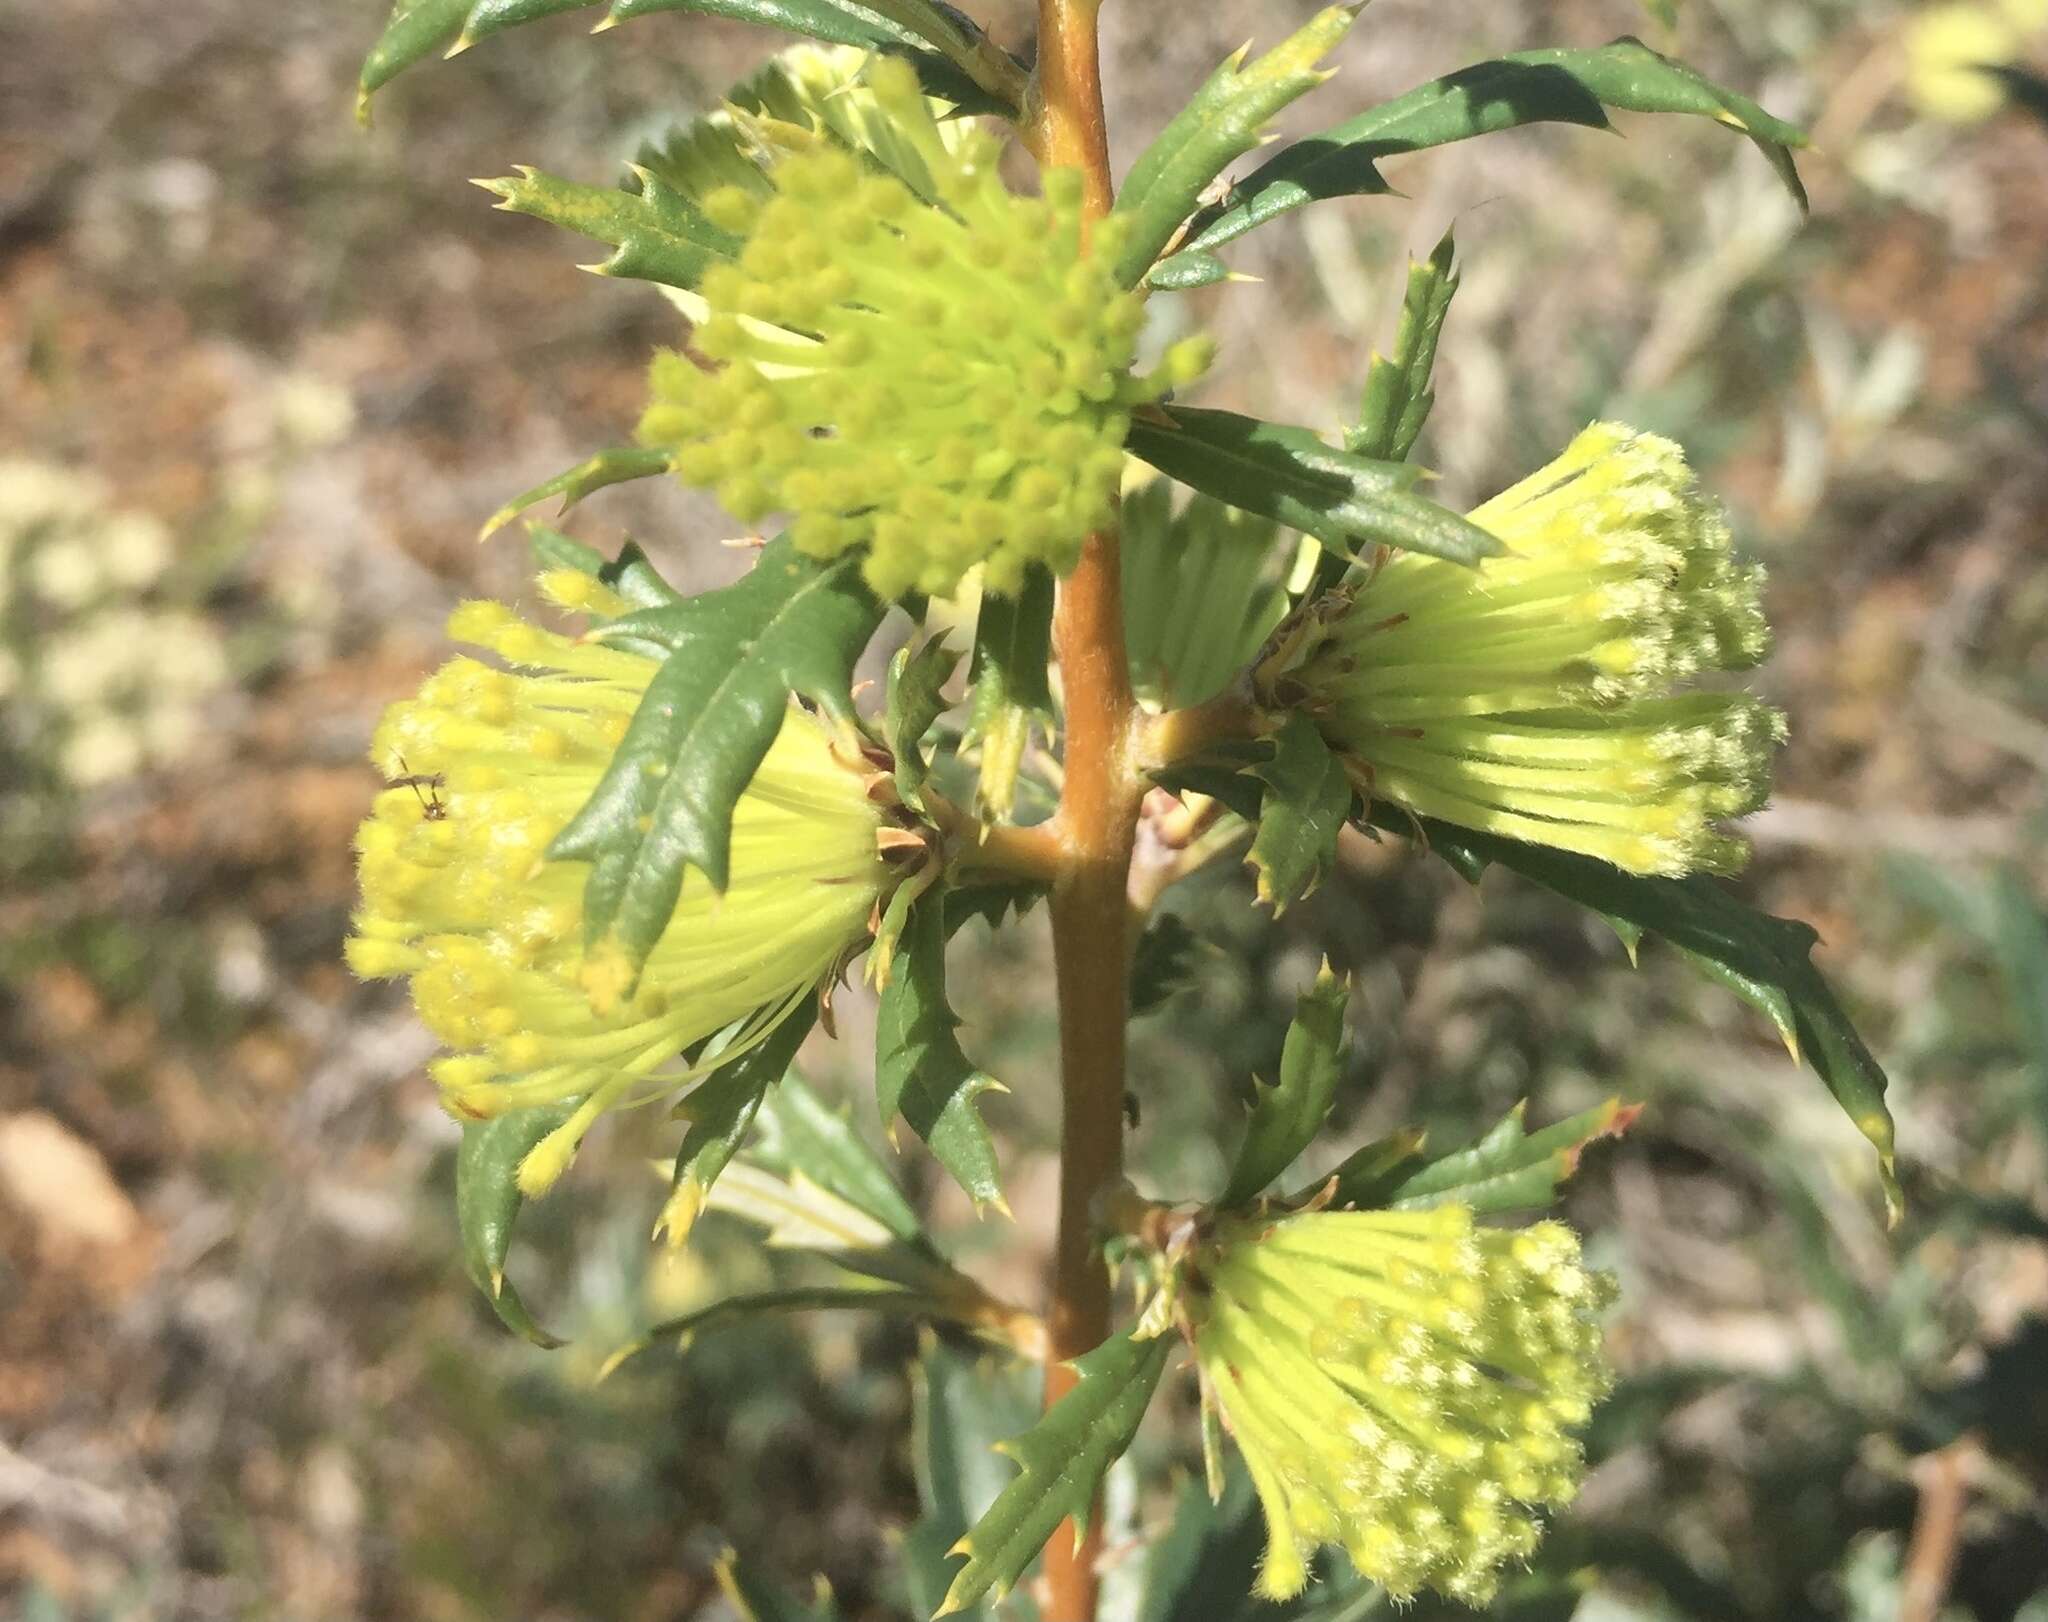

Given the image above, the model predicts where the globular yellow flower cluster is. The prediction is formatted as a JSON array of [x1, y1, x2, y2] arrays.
[[1189, 1204, 1613, 1605], [1905, 0, 2047, 123], [346, 586, 890, 1195], [639, 55, 1210, 601], [1276, 423, 1782, 876]]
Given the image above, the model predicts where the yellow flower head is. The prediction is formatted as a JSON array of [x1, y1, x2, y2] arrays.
[[638, 55, 1210, 602], [346, 590, 889, 1195], [1273, 422, 1783, 876], [1188, 1204, 1613, 1605], [1905, 3, 2022, 124]]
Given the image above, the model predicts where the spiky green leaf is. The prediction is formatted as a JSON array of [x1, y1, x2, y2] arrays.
[[482, 445, 673, 541], [1154, 37, 1808, 285], [1350, 229, 1458, 463], [938, 1332, 1172, 1614], [749, 1069, 924, 1242], [456, 1102, 576, 1346], [358, 0, 1008, 117], [661, 1000, 817, 1246], [1221, 963, 1350, 1205], [886, 638, 960, 815], [476, 167, 740, 293], [961, 568, 1054, 823], [874, 898, 1006, 1212], [1128, 406, 1502, 569], [1131, 913, 1206, 1017], [1405, 815, 1901, 1223], [1246, 714, 1353, 913], [528, 528, 686, 612], [545, 538, 883, 980], [1383, 1097, 1639, 1215], [1110, 5, 1359, 287], [904, 1340, 1040, 1621]]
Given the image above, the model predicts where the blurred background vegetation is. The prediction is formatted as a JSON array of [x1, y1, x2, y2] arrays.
[[2, 0, 2045, 1617]]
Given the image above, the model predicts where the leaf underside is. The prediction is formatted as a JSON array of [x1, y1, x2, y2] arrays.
[[456, 1101, 578, 1346], [1246, 714, 1355, 914]]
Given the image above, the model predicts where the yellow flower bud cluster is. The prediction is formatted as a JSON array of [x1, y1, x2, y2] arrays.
[[1905, 0, 2046, 124], [639, 56, 1211, 601], [0, 459, 222, 789], [346, 592, 890, 1195], [1278, 423, 1782, 876], [1190, 1204, 1614, 1606]]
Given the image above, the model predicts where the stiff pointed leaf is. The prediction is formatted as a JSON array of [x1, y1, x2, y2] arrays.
[[481, 445, 673, 541], [939, 1332, 1172, 1615], [546, 538, 883, 981], [874, 899, 1006, 1212], [359, 0, 1009, 116], [712, 1550, 842, 1622], [477, 167, 741, 292], [609, 1282, 928, 1378], [750, 1070, 924, 1242], [1247, 714, 1354, 912], [1131, 913, 1206, 1017], [1350, 229, 1458, 463], [1110, 5, 1358, 287], [661, 1000, 816, 1246], [904, 1340, 1040, 1621], [961, 568, 1054, 822], [702, 1160, 900, 1254], [1385, 1098, 1640, 1215], [1222, 963, 1350, 1205], [1316, 1125, 1429, 1209], [1128, 406, 1502, 569], [1405, 815, 1901, 1223], [456, 1102, 577, 1346], [1154, 37, 1808, 283], [886, 638, 961, 814]]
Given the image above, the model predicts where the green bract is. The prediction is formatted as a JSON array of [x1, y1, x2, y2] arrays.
[[1188, 1204, 1613, 1605], [1270, 422, 1783, 876], [638, 56, 1209, 600]]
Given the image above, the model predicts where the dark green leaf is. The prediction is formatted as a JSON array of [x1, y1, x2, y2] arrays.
[[476, 167, 740, 292], [1315, 1125, 1429, 1209], [1153, 37, 1808, 283], [482, 445, 674, 542], [905, 1339, 1040, 1621], [713, 1549, 842, 1622], [1128, 406, 1502, 568], [1349, 229, 1458, 462], [662, 1000, 817, 1245], [1384, 1097, 1639, 1215], [961, 568, 1054, 822], [1110, 6, 1358, 287], [885, 638, 960, 814], [547, 538, 883, 980], [1221, 963, 1350, 1204], [874, 898, 1007, 1212], [1402, 814, 1901, 1223], [749, 1069, 924, 1242], [1131, 913, 1206, 1017], [939, 1332, 1172, 1614], [456, 1102, 576, 1347], [1247, 714, 1354, 913], [945, 880, 1045, 937]]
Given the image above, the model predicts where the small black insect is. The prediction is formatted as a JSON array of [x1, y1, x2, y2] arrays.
[[1122, 1092, 1141, 1130], [392, 756, 448, 821]]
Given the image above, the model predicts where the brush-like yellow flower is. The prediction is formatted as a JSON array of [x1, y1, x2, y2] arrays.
[[346, 592, 890, 1195], [1905, 3, 2025, 123], [639, 55, 1209, 602], [1188, 1204, 1613, 1605], [1270, 422, 1782, 876]]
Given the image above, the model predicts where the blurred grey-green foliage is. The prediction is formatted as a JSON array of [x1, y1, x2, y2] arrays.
[[2, 0, 2045, 1617]]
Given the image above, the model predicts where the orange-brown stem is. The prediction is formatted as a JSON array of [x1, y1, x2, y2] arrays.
[[1032, 3, 1128, 1618]]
